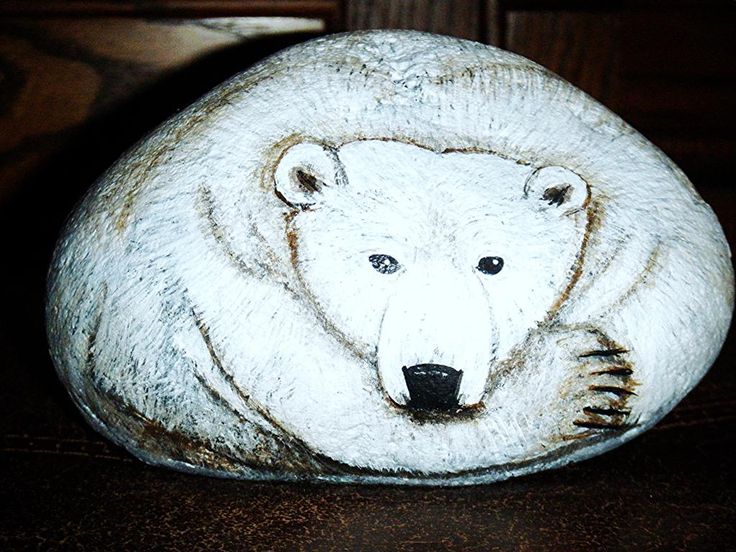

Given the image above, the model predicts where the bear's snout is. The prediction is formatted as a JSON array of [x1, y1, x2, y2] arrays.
[[402, 364, 463, 412], [376, 265, 497, 410]]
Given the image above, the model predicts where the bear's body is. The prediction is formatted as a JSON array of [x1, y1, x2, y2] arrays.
[[47, 31, 733, 484]]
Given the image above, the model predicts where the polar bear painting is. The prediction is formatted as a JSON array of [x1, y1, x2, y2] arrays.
[[46, 31, 734, 485]]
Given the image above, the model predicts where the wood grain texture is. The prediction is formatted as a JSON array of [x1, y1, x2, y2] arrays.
[[0, 0, 340, 21], [617, 6, 736, 180], [505, 10, 620, 105], [0, 17, 326, 203], [345, 0, 484, 41]]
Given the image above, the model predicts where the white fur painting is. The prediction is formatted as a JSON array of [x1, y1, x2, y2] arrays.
[[46, 31, 734, 485]]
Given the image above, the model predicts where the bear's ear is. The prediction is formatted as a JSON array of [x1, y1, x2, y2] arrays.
[[523, 166, 590, 214], [273, 142, 345, 209]]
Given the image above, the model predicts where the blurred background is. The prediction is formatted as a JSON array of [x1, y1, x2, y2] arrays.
[[1, 1, 734, 549]]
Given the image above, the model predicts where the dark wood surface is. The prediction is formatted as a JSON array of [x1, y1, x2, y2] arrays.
[[1, 1, 734, 549]]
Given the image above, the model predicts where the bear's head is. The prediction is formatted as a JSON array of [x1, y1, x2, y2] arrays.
[[274, 139, 591, 414]]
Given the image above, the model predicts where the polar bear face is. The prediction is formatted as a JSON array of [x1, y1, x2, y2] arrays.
[[275, 139, 590, 412]]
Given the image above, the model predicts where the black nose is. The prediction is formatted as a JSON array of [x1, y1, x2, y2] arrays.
[[402, 364, 463, 411]]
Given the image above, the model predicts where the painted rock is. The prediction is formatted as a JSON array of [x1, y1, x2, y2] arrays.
[[47, 31, 734, 485]]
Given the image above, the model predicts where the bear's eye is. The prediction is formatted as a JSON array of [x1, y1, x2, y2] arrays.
[[369, 254, 401, 275], [477, 256, 504, 275]]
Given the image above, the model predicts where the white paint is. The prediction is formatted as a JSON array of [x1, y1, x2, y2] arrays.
[[46, 30, 734, 485]]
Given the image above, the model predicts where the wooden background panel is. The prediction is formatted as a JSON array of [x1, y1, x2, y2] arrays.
[[504, 10, 620, 105], [0, 0, 341, 21], [620, 7, 736, 80], [345, 0, 486, 42], [617, 5, 736, 180], [0, 16, 327, 204]]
